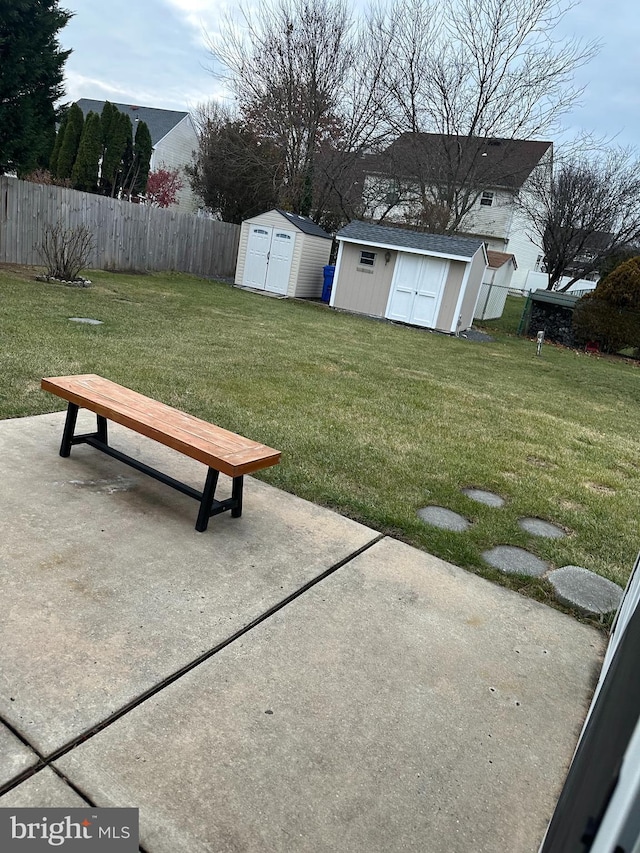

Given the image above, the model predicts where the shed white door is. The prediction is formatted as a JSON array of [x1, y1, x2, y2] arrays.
[[265, 230, 295, 295], [243, 225, 295, 294], [386, 254, 448, 328]]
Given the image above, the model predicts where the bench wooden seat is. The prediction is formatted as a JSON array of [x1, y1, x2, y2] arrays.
[[41, 374, 281, 532]]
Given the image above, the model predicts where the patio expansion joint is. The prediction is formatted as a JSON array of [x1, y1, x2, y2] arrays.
[[0, 532, 386, 799]]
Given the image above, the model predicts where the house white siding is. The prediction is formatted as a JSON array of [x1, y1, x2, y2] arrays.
[[457, 188, 514, 241], [151, 115, 199, 214], [504, 205, 543, 290]]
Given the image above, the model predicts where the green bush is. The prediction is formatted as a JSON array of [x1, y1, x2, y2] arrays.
[[572, 257, 640, 353]]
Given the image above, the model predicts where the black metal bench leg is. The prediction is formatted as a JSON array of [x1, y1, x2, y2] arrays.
[[196, 468, 219, 532], [60, 403, 79, 457], [96, 414, 108, 445], [231, 475, 244, 518]]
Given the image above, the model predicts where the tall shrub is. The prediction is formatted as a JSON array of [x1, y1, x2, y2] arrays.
[[55, 102, 84, 180], [573, 257, 640, 353], [71, 111, 102, 191], [131, 120, 152, 195]]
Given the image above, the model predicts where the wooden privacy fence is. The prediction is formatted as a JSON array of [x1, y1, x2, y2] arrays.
[[0, 177, 240, 278]]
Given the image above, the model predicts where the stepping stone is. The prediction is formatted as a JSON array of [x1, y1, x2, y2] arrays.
[[518, 518, 566, 538], [482, 546, 548, 577], [548, 566, 623, 616], [462, 488, 505, 508], [68, 317, 103, 325], [417, 506, 471, 532]]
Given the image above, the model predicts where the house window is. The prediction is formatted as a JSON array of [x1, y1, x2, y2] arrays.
[[480, 191, 494, 207], [359, 250, 376, 266], [535, 254, 547, 273]]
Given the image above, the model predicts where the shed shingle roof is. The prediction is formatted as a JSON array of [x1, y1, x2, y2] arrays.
[[274, 209, 332, 239], [337, 221, 485, 260], [76, 99, 190, 146]]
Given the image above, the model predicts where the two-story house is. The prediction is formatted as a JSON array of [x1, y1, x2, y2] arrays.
[[361, 133, 553, 291], [76, 99, 199, 213]]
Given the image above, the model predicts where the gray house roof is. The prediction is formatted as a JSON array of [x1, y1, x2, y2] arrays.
[[337, 221, 485, 260], [274, 209, 332, 239], [76, 99, 190, 146]]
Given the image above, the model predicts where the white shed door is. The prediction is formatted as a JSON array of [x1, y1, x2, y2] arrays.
[[243, 225, 295, 294], [243, 226, 272, 289], [265, 230, 295, 294], [387, 254, 448, 328]]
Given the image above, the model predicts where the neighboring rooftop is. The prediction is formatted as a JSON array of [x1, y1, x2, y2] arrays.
[[366, 133, 552, 191], [337, 220, 485, 260], [75, 99, 190, 146]]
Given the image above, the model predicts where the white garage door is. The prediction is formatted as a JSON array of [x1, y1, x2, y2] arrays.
[[386, 254, 449, 328], [243, 225, 295, 295]]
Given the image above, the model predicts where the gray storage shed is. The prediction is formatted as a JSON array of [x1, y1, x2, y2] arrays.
[[235, 209, 333, 298], [330, 221, 487, 333]]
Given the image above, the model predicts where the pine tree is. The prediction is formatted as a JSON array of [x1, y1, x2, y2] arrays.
[[56, 102, 84, 180], [132, 120, 152, 195], [114, 113, 133, 197], [99, 101, 120, 194], [49, 108, 68, 176], [71, 111, 101, 191], [0, 0, 72, 175]]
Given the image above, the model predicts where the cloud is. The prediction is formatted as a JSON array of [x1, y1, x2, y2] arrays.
[[161, 0, 230, 44]]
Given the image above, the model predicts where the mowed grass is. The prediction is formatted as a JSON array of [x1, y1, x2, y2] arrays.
[[2, 265, 639, 608]]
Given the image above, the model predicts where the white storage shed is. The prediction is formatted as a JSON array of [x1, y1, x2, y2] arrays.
[[234, 209, 333, 298], [474, 251, 517, 321], [330, 221, 487, 333]]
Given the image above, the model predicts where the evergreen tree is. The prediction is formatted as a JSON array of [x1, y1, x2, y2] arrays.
[[71, 111, 101, 191], [132, 120, 152, 195], [99, 101, 120, 193], [0, 0, 72, 175], [49, 107, 68, 176], [56, 102, 84, 180], [114, 112, 133, 197]]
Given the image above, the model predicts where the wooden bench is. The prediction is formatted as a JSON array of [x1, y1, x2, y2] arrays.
[[41, 374, 281, 532]]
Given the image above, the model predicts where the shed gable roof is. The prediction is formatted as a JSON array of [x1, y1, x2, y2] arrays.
[[337, 221, 484, 260], [76, 99, 190, 146], [487, 250, 517, 270], [274, 209, 332, 239]]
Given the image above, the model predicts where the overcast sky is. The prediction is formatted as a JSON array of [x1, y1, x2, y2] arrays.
[[59, 0, 639, 150]]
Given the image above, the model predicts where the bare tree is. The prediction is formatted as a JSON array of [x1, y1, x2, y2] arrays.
[[374, 0, 599, 233], [207, 0, 394, 221], [517, 148, 640, 289], [210, 0, 356, 215], [187, 100, 282, 222]]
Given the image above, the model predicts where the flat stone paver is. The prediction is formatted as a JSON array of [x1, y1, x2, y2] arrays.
[[462, 488, 505, 508], [68, 317, 103, 324], [0, 723, 39, 787], [0, 768, 87, 808], [0, 412, 378, 756], [549, 566, 624, 615], [482, 545, 549, 577], [53, 538, 604, 853], [417, 505, 471, 531], [519, 518, 567, 539]]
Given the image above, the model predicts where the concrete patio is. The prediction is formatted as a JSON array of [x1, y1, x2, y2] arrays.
[[0, 411, 605, 852]]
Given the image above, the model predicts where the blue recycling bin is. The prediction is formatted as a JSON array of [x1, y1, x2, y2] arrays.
[[322, 265, 335, 303]]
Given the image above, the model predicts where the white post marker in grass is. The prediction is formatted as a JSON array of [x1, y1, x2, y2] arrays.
[[536, 330, 545, 356]]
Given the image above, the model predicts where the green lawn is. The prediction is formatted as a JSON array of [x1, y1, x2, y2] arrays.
[[2, 265, 639, 612]]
